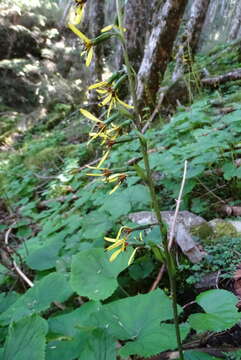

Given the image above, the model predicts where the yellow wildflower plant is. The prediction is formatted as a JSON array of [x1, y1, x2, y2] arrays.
[[80, 108, 121, 145], [88, 81, 133, 117], [68, 24, 94, 66], [105, 173, 127, 194], [89, 123, 121, 145], [105, 226, 138, 264], [86, 165, 127, 194]]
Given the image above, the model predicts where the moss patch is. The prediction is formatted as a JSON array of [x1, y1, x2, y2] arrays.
[[190, 222, 214, 240]]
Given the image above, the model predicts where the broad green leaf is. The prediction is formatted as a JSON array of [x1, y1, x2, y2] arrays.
[[80, 211, 113, 240], [26, 237, 63, 270], [144, 226, 163, 246], [46, 337, 85, 360], [46, 328, 116, 360], [101, 193, 131, 220], [120, 323, 189, 358], [91, 289, 187, 358], [188, 289, 240, 332], [128, 255, 154, 280], [0, 272, 72, 325], [78, 328, 116, 360], [0, 264, 9, 286], [48, 301, 101, 336], [123, 185, 150, 209], [0, 292, 20, 313], [71, 248, 132, 300], [184, 350, 222, 359], [223, 109, 241, 123], [3, 315, 48, 360], [222, 162, 241, 180]]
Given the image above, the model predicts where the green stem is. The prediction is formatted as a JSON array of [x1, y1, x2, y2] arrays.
[[115, 1, 184, 358], [116, 0, 141, 129]]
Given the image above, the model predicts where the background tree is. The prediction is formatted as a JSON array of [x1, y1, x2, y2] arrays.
[[136, 0, 188, 109], [172, 0, 211, 81], [229, 1, 241, 40], [116, 0, 155, 73]]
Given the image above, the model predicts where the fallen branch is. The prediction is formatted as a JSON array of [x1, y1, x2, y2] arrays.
[[201, 68, 241, 86]]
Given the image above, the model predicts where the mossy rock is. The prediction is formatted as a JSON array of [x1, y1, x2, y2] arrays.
[[190, 222, 214, 241], [207, 219, 238, 244]]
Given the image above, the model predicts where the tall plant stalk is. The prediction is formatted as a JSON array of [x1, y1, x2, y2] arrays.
[[116, 1, 184, 359]]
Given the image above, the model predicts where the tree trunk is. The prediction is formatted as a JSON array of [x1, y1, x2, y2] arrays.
[[172, 0, 211, 81], [136, 0, 188, 109], [88, 0, 105, 81], [229, 1, 241, 40], [86, 0, 105, 113], [117, 0, 155, 72]]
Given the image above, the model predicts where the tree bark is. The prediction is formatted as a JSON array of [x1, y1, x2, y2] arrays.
[[117, 0, 156, 72], [88, 0, 105, 81], [136, 0, 188, 109], [229, 1, 241, 40], [172, 0, 211, 81], [86, 0, 105, 113]]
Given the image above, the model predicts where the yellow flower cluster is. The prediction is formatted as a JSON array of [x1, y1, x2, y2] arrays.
[[105, 226, 139, 264]]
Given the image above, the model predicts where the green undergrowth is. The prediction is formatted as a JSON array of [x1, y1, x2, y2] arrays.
[[0, 48, 241, 359]]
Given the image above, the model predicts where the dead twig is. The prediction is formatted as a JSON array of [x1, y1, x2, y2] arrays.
[[5, 223, 34, 287], [168, 160, 188, 251], [150, 161, 188, 291], [149, 264, 165, 292]]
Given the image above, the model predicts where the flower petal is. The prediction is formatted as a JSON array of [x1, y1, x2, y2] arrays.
[[109, 182, 121, 195], [86, 46, 94, 67], [107, 98, 115, 117], [116, 226, 126, 240], [101, 24, 114, 33], [97, 150, 110, 168], [68, 24, 90, 43], [106, 240, 123, 251], [80, 108, 102, 123], [100, 93, 112, 106], [109, 248, 122, 262], [89, 81, 108, 90], [104, 237, 117, 243], [96, 89, 108, 94], [86, 173, 103, 177], [128, 247, 138, 266], [116, 95, 134, 109]]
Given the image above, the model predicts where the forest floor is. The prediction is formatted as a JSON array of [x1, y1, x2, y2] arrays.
[[1, 33, 241, 359]]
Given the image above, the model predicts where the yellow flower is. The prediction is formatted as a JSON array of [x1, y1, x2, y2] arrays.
[[80, 108, 104, 125], [101, 24, 126, 33], [80, 108, 121, 145], [105, 227, 138, 264], [88, 81, 134, 117], [68, 0, 86, 25], [96, 150, 110, 168], [105, 173, 127, 194], [86, 166, 127, 194], [68, 24, 94, 66]]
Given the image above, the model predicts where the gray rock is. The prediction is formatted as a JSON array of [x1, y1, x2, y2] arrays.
[[128, 210, 206, 228], [129, 211, 206, 263]]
